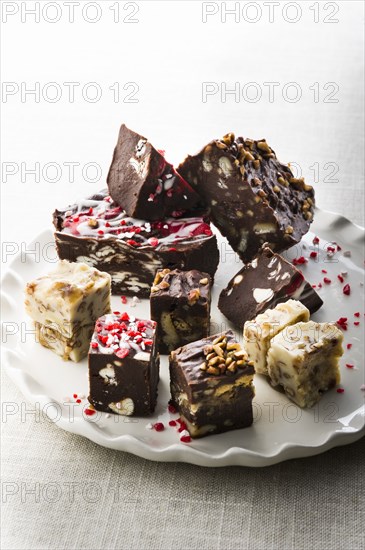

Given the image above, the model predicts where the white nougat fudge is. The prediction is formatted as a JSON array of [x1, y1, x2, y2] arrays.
[[25, 260, 111, 362], [267, 321, 343, 408], [243, 299, 310, 375]]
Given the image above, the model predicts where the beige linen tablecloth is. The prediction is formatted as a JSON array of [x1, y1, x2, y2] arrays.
[[1, 1, 364, 548]]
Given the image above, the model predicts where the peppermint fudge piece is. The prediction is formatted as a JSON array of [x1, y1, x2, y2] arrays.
[[88, 313, 159, 416], [150, 269, 212, 354], [169, 331, 255, 438], [24, 260, 111, 362], [267, 321, 343, 408], [178, 133, 315, 262], [243, 299, 309, 376], [218, 246, 322, 328], [53, 189, 219, 297], [107, 123, 200, 220]]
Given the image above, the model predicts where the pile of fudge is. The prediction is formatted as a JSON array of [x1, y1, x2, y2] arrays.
[[25, 124, 344, 439]]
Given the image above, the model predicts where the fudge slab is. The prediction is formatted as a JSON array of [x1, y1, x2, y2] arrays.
[[219, 246, 323, 328], [88, 313, 159, 416], [243, 299, 310, 376], [178, 133, 315, 262], [53, 189, 219, 297], [170, 331, 255, 438], [267, 321, 343, 408], [25, 260, 111, 362], [107, 123, 200, 220], [150, 268, 212, 354]]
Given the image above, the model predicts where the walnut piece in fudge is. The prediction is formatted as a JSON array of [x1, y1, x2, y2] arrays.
[[24, 260, 111, 362], [150, 268, 212, 354], [243, 300, 310, 376], [107, 123, 200, 220], [219, 246, 322, 328], [267, 322, 343, 408], [178, 133, 315, 262], [53, 189, 220, 297], [88, 313, 159, 416], [169, 331, 255, 438]]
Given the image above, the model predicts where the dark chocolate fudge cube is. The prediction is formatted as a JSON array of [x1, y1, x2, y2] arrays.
[[178, 133, 315, 262], [107, 123, 200, 220], [218, 246, 323, 328], [150, 268, 212, 354], [53, 189, 220, 297], [169, 331, 255, 438], [88, 313, 159, 416]]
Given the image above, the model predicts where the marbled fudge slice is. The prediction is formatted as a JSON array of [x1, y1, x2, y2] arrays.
[[170, 331, 255, 438], [243, 299, 309, 376], [219, 246, 322, 328], [178, 133, 314, 262], [25, 260, 111, 362], [267, 322, 343, 408], [53, 190, 219, 297], [107, 123, 200, 220], [150, 268, 212, 354], [88, 313, 159, 416]]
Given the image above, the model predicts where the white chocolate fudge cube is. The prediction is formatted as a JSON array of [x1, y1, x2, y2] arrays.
[[267, 321, 343, 408], [243, 299, 309, 375], [25, 260, 111, 338]]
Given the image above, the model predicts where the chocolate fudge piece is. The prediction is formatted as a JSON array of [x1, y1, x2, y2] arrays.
[[150, 268, 212, 354], [53, 189, 219, 297], [218, 246, 322, 328], [88, 313, 159, 415], [267, 321, 343, 408], [170, 331, 255, 438], [243, 299, 310, 376], [178, 133, 315, 262], [24, 260, 111, 362], [107, 123, 200, 220]]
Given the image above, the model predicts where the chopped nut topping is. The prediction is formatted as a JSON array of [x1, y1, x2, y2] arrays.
[[216, 140, 228, 150], [159, 280, 170, 290], [188, 288, 200, 305], [88, 218, 98, 228], [273, 185, 280, 193], [151, 285, 160, 293], [257, 140, 271, 153], [285, 225, 294, 235], [199, 278, 209, 285], [222, 132, 235, 146], [252, 177, 262, 186], [200, 336, 248, 376], [245, 151, 255, 162]]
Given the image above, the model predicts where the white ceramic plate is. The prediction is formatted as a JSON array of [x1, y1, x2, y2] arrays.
[[2, 208, 364, 467]]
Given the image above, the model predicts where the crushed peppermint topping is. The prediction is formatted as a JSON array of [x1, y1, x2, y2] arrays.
[[323, 277, 332, 284], [336, 388, 345, 394], [343, 284, 351, 296], [153, 422, 165, 432], [336, 317, 348, 331], [292, 256, 307, 266], [312, 236, 320, 244]]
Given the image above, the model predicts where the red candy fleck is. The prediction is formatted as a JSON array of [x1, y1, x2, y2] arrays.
[[115, 348, 129, 359], [343, 284, 351, 296], [354, 312, 360, 317], [105, 222, 110, 228], [309, 251, 318, 259], [337, 275, 344, 283], [91, 342, 99, 349], [178, 422, 187, 433], [144, 339, 153, 346], [153, 422, 165, 432], [126, 239, 139, 247], [354, 322, 360, 326], [120, 312, 130, 321], [169, 247, 177, 252], [327, 246, 336, 253], [322, 269, 327, 274], [336, 317, 348, 330], [168, 403, 177, 414], [347, 343, 352, 350], [149, 237, 159, 247], [121, 296, 127, 304], [87, 207, 93, 215], [346, 364, 354, 369], [337, 244, 342, 251], [312, 284, 317, 288], [313, 236, 320, 244], [336, 388, 345, 394], [84, 408, 96, 416], [169, 420, 177, 427], [73, 394, 78, 399], [76, 399, 82, 404], [292, 256, 307, 266], [180, 434, 191, 443], [73, 216, 79, 222], [323, 277, 332, 284], [97, 230, 104, 236]]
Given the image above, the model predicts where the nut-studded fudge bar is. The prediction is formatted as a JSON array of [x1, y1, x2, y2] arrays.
[[53, 189, 219, 297], [219, 246, 322, 328], [178, 133, 315, 262], [107, 123, 200, 220], [267, 322, 343, 408], [243, 300, 309, 376], [150, 269, 212, 354], [169, 331, 255, 438], [24, 260, 111, 362], [88, 313, 159, 416]]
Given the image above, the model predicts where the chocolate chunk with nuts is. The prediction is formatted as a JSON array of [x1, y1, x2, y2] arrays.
[[178, 133, 315, 262], [218, 246, 323, 328], [150, 269, 212, 354], [169, 331, 255, 438]]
